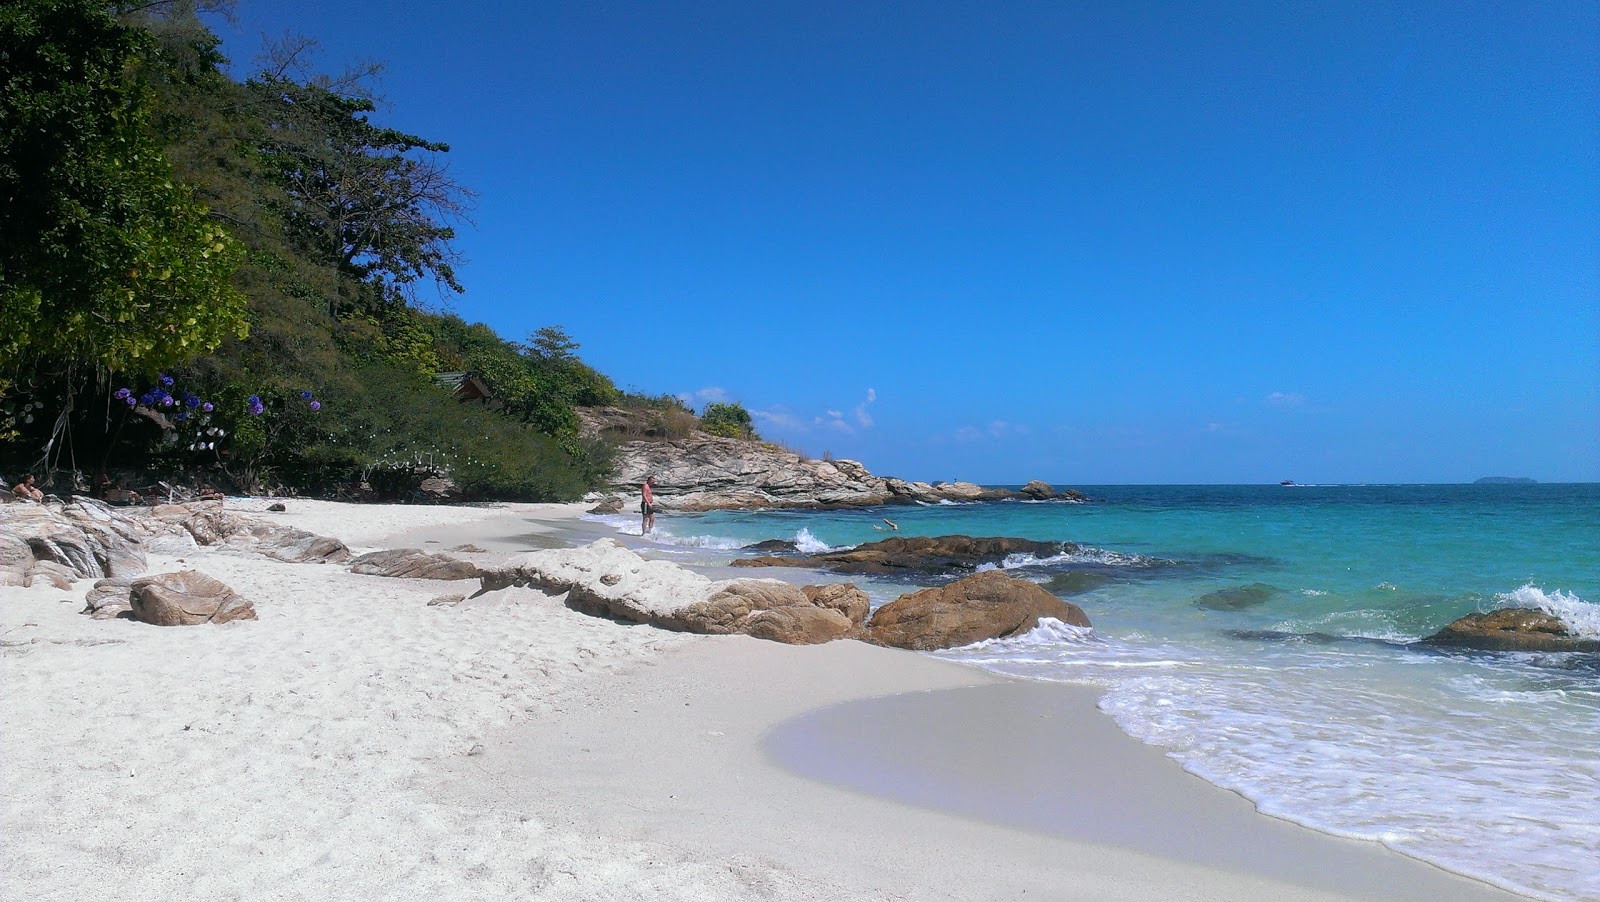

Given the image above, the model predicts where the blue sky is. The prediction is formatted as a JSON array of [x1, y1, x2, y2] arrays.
[[214, 1, 1598, 484]]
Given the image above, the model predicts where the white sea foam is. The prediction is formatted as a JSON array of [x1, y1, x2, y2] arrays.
[[954, 616, 1096, 651], [1498, 584, 1600, 639], [945, 626, 1600, 902], [977, 546, 1161, 571], [793, 528, 833, 554]]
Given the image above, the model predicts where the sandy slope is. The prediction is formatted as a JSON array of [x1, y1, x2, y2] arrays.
[[1, 499, 1530, 901]]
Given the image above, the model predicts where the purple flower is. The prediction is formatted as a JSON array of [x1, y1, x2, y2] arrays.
[[159, 374, 174, 387], [139, 393, 154, 406], [301, 390, 314, 400], [113, 388, 131, 400], [247, 395, 261, 405], [176, 411, 189, 422], [201, 402, 214, 413], [309, 400, 322, 412], [185, 396, 201, 409], [124, 397, 136, 407]]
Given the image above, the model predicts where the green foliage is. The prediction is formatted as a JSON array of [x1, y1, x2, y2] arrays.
[[0, 6, 633, 501], [700, 402, 756, 440], [247, 74, 473, 316], [0, 0, 249, 376]]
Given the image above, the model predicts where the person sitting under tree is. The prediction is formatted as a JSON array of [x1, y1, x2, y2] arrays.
[[13, 474, 45, 502], [641, 475, 658, 534]]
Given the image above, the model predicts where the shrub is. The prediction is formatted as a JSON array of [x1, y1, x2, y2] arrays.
[[700, 402, 755, 440]]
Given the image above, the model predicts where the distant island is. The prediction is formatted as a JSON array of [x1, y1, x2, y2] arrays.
[[1474, 476, 1537, 485]]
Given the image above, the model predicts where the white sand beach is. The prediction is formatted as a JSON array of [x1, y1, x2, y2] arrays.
[[1, 500, 1529, 901]]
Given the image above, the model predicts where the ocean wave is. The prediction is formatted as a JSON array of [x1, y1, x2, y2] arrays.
[[793, 527, 834, 554], [976, 546, 1169, 573], [1498, 584, 1600, 639], [578, 512, 747, 550], [953, 616, 1097, 651]]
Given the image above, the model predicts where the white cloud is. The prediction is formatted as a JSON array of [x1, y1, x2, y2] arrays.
[[750, 406, 806, 431], [1265, 391, 1307, 409], [678, 386, 730, 408], [855, 387, 877, 427]]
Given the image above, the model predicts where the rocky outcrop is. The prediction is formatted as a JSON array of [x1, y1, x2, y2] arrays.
[[732, 535, 1076, 576], [602, 433, 1084, 510], [350, 548, 481, 580], [0, 497, 153, 585], [802, 583, 871, 627], [865, 570, 1091, 650], [149, 502, 349, 563], [1420, 608, 1600, 653], [128, 571, 256, 626], [479, 539, 857, 644]]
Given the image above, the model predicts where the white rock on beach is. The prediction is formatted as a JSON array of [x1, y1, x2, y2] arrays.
[[483, 539, 852, 643]]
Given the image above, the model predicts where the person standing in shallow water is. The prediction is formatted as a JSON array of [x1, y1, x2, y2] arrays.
[[641, 476, 657, 534]]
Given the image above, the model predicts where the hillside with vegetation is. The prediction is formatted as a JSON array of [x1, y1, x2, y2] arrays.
[[0, 0, 737, 501]]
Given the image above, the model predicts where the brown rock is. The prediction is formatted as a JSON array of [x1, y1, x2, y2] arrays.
[[446, 544, 489, 554], [84, 577, 137, 619], [802, 583, 871, 626], [587, 497, 625, 514], [672, 580, 810, 634], [129, 571, 256, 626], [267, 502, 287, 512], [427, 593, 468, 607], [866, 570, 1091, 650], [350, 548, 480, 580], [743, 606, 853, 644], [1420, 608, 1600, 653], [1020, 480, 1055, 500]]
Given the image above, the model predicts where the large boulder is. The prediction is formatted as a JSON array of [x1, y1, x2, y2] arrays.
[[802, 583, 871, 626], [1420, 608, 1600, 653], [866, 570, 1091, 650], [742, 605, 854, 644], [350, 548, 480, 580], [128, 571, 256, 626], [733, 535, 1076, 576], [0, 497, 151, 583], [1019, 480, 1056, 500], [480, 539, 855, 644]]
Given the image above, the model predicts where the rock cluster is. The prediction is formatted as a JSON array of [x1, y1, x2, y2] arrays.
[[477, 539, 1087, 649], [604, 435, 1085, 511], [83, 571, 256, 625], [480, 540, 857, 644], [1421, 608, 1599, 653], [864, 570, 1091, 650], [1, 497, 349, 595], [732, 535, 1076, 576], [1, 497, 151, 586]]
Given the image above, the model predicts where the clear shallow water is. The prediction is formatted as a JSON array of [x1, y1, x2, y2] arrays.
[[587, 484, 1600, 901]]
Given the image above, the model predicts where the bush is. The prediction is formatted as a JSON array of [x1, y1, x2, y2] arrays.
[[699, 402, 755, 440]]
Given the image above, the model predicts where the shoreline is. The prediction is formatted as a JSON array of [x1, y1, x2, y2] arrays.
[[1, 498, 1536, 900]]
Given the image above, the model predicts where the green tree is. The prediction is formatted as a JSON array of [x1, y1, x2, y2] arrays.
[[0, 0, 248, 377], [247, 72, 474, 318]]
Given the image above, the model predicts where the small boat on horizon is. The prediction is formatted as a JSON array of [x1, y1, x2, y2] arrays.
[[1280, 480, 1296, 486]]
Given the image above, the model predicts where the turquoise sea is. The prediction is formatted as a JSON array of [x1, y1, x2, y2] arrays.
[[587, 484, 1600, 901]]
